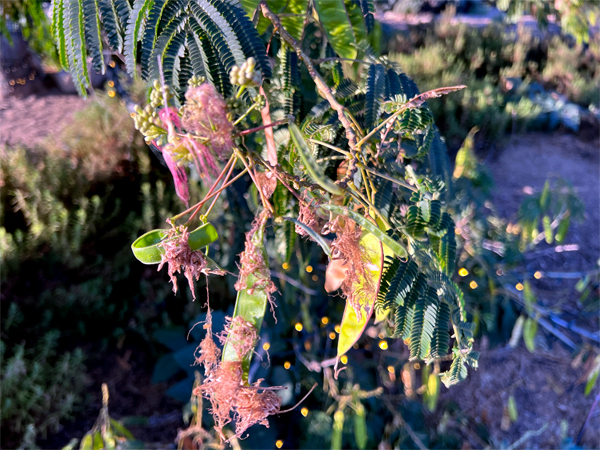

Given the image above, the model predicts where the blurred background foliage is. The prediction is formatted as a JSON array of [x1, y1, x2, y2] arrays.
[[1, 0, 599, 449]]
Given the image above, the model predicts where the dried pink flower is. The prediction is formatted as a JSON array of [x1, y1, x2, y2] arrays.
[[329, 218, 375, 316], [235, 213, 277, 297], [182, 83, 234, 161], [194, 316, 284, 442], [157, 225, 224, 299], [296, 197, 323, 238]]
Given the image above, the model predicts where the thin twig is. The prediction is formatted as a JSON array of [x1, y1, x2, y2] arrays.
[[236, 118, 289, 136], [357, 162, 418, 192], [506, 423, 548, 450], [261, 1, 360, 186]]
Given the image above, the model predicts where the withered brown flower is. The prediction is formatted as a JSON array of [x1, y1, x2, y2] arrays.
[[158, 224, 225, 300]]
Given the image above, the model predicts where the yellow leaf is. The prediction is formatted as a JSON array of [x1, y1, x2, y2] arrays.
[[338, 232, 384, 356]]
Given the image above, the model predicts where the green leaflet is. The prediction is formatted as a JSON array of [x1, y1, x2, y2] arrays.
[[65, 0, 90, 96], [221, 218, 270, 381], [313, 0, 357, 59], [125, 0, 154, 76], [424, 369, 440, 412], [365, 64, 386, 130], [289, 123, 344, 196], [319, 204, 408, 258], [52, 0, 69, 68], [555, 216, 570, 243], [384, 259, 418, 308], [523, 317, 537, 352], [338, 231, 384, 357], [441, 354, 467, 388], [97, 0, 124, 53], [543, 215, 553, 244], [343, 0, 367, 48], [275, 219, 297, 264], [430, 300, 450, 358], [131, 223, 219, 264], [80, 432, 93, 450], [409, 285, 439, 360], [82, 0, 104, 74]]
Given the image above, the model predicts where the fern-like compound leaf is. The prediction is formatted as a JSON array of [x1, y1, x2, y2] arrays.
[[52, 0, 69, 68], [65, 0, 90, 96], [211, 0, 271, 79], [365, 64, 386, 130], [113, 0, 132, 32], [186, 29, 211, 81], [82, 0, 105, 74], [190, 0, 246, 83], [439, 212, 456, 275], [393, 272, 426, 339], [441, 355, 467, 387], [409, 285, 439, 360], [97, 0, 124, 52], [377, 256, 400, 305], [140, 0, 169, 78], [358, 0, 374, 33], [125, 0, 154, 76], [384, 259, 418, 309], [430, 300, 450, 358]]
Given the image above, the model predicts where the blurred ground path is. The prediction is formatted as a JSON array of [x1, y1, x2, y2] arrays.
[[0, 93, 88, 147], [491, 133, 599, 272], [442, 132, 599, 449]]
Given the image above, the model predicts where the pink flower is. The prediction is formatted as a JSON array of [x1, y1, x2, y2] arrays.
[[182, 83, 234, 160], [159, 107, 182, 129], [185, 137, 219, 178], [154, 140, 190, 206]]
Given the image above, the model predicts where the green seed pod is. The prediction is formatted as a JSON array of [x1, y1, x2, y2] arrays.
[[353, 403, 367, 450], [131, 223, 219, 265], [331, 409, 345, 450]]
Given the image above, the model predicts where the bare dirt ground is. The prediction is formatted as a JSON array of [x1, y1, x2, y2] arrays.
[[442, 132, 600, 449], [0, 93, 88, 147]]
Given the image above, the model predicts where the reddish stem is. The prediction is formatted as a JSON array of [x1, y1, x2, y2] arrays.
[[236, 118, 288, 137]]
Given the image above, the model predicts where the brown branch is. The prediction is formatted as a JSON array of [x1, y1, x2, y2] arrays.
[[259, 86, 278, 166], [260, 1, 359, 187]]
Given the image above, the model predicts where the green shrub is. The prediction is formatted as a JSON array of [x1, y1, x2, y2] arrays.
[[386, 19, 600, 145], [1, 305, 87, 447]]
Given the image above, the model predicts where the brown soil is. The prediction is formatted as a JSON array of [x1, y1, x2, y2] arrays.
[[0, 92, 88, 147], [442, 132, 600, 449]]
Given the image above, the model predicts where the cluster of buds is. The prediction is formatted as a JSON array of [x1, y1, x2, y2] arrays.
[[132, 104, 165, 142], [230, 57, 262, 87], [149, 79, 173, 108], [188, 75, 206, 89]]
